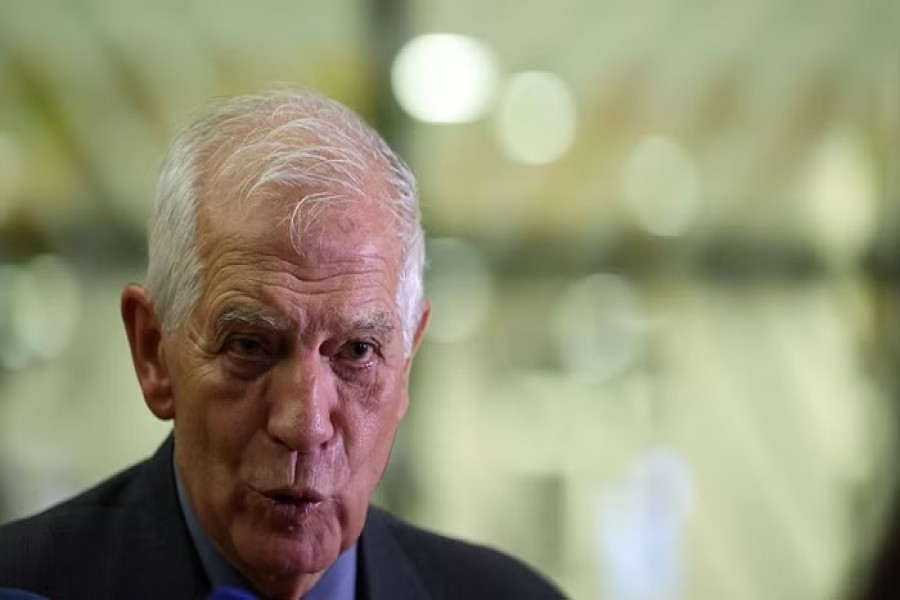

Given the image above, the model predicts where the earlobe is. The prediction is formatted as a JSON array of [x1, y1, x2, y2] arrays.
[[121, 284, 175, 421]]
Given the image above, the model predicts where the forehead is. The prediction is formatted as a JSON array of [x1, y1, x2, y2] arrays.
[[192, 191, 404, 332], [190, 127, 406, 323], [201, 192, 401, 266]]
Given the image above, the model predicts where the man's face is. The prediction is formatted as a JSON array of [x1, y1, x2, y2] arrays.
[[161, 195, 417, 593]]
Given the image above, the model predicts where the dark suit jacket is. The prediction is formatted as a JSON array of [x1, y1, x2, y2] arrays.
[[0, 438, 563, 599]]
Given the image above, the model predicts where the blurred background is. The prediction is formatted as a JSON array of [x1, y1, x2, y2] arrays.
[[1, 0, 898, 598]]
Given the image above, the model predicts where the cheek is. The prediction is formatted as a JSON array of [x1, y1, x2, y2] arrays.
[[175, 361, 270, 454], [337, 373, 406, 465], [335, 362, 406, 411], [333, 365, 380, 403]]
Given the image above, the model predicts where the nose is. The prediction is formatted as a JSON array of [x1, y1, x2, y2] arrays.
[[266, 354, 335, 452]]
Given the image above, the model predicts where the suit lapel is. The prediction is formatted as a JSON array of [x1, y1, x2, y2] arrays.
[[358, 508, 430, 600], [116, 435, 210, 598]]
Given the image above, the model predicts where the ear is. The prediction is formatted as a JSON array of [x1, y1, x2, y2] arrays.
[[121, 284, 175, 421], [403, 298, 431, 373], [411, 298, 431, 357], [397, 299, 430, 421]]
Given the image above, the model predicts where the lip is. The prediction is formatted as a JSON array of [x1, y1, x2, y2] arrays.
[[259, 486, 326, 504], [251, 485, 328, 523]]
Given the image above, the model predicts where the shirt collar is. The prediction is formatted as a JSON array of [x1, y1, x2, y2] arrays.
[[173, 459, 357, 599]]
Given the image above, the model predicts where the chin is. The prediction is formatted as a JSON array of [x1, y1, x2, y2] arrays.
[[233, 499, 344, 577]]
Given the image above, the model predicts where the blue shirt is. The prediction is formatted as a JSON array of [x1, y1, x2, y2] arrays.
[[174, 464, 357, 599]]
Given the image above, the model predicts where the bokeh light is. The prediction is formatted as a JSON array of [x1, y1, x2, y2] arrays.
[[2, 256, 81, 366], [553, 274, 646, 382], [804, 127, 878, 266], [595, 448, 694, 600], [494, 71, 577, 165], [392, 33, 498, 123], [623, 136, 702, 237], [425, 237, 494, 343]]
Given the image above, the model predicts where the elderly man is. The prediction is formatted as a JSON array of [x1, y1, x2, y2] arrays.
[[0, 89, 561, 599]]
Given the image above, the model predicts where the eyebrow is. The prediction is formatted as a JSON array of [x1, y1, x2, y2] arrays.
[[214, 308, 292, 337], [214, 307, 397, 341], [346, 312, 397, 341]]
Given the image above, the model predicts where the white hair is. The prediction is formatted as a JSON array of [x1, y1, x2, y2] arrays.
[[145, 88, 425, 354]]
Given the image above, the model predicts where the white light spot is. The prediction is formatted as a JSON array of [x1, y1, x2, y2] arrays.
[[392, 34, 498, 124], [426, 238, 494, 343], [623, 136, 702, 237], [495, 71, 577, 165], [805, 128, 877, 265], [553, 274, 645, 381], [9, 255, 82, 361], [595, 448, 694, 600]]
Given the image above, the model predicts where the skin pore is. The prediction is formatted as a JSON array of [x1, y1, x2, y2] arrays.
[[122, 188, 428, 599]]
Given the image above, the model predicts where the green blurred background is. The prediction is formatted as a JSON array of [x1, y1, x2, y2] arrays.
[[1, 0, 898, 598]]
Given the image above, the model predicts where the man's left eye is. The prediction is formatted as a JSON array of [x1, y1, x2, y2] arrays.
[[339, 341, 376, 363], [226, 336, 268, 358]]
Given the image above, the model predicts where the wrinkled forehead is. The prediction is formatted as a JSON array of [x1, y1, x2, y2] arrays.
[[196, 184, 403, 273]]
